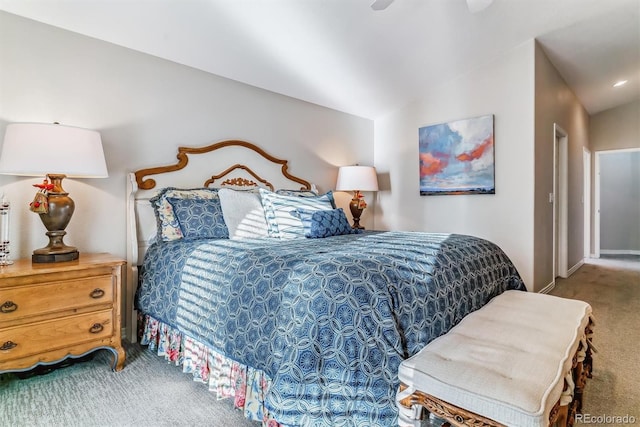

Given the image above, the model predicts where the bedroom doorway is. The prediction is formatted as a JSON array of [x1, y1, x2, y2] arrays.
[[583, 148, 591, 259], [594, 148, 640, 259], [553, 124, 569, 279]]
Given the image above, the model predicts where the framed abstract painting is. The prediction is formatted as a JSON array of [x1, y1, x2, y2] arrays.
[[419, 114, 495, 196]]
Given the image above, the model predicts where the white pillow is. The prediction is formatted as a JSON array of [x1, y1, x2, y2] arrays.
[[218, 188, 269, 239], [259, 188, 335, 239]]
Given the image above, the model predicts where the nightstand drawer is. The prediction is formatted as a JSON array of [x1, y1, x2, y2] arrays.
[[0, 254, 126, 373], [0, 309, 113, 362], [0, 275, 114, 322]]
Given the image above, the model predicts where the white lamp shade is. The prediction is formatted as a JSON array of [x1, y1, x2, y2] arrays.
[[336, 165, 379, 191], [0, 123, 108, 178]]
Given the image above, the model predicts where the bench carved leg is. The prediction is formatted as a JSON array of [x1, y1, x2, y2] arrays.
[[584, 319, 595, 379], [398, 383, 505, 427], [573, 359, 586, 413], [574, 322, 595, 415], [554, 404, 569, 427], [401, 384, 570, 427]]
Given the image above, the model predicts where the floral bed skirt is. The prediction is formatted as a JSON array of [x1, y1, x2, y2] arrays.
[[138, 313, 279, 426]]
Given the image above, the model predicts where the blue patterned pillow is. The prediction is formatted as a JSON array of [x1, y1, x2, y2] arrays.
[[259, 188, 335, 239], [167, 197, 229, 240], [150, 187, 221, 241], [296, 208, 361, 238]]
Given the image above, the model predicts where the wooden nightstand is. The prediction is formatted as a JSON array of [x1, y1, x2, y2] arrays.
[[0, 253, 126, 373]]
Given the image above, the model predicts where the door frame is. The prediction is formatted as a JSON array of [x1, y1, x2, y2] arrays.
[[594, 147, 640, 258], [553, 124, 568, 279], [583, 148, 591, 259]]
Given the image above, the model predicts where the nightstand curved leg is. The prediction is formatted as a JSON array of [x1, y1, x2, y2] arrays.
[[105, 346, 126, 371]]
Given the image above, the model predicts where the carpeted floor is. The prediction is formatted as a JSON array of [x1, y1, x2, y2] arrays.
[[0, 341, 257, 426], [1, 257, 638, 426], [549, 257, 640, 424]]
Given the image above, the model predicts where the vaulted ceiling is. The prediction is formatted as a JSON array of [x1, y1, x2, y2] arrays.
[[1, 0, 638, 119]]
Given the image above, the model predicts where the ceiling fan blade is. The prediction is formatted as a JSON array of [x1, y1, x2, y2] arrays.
[[371, 0, 395, 11], [466, 0, 494, 13]]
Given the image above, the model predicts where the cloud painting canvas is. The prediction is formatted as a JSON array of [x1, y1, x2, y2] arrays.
[[419, 114, 495, 195]]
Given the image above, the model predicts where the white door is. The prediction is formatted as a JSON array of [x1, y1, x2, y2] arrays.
[[583, 148, 591, 259], [553, 124, 568, 279]]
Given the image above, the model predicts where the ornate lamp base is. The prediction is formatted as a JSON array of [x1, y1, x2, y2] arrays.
[[32, 230, 79, 263], [349, 197, 365, 229], [33, 251, 79, 263], [32, 174, 79, 264]]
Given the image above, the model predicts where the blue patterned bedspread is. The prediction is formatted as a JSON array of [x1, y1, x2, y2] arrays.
[[136, 231, 525, 426]]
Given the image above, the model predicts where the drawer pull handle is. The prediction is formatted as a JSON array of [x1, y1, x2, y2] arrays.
[[1, 341, 17, 351], [90, 288, 105, 299], [0, 301, 18, 313], [89, 323, 104, 334]]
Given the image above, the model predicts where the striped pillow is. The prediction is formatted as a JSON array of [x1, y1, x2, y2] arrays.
[[259, 188, 335, 239], [275, 189, 319, 197]]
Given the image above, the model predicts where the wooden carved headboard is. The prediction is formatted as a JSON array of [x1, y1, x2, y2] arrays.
[[125, 140, 313, 341], [133, 140, 311, 192]]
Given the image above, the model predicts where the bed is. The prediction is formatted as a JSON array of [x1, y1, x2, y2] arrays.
[[126, 140, 526, 427]]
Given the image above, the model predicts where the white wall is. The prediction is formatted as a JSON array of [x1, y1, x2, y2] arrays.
[[373, 40, 536, 289], [533, 43, 590, 291], [590, 100, 640, 152], [0, 12, 374, 333], [0, 11, 374, 264]]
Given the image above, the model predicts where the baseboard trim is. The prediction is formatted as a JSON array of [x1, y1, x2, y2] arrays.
[[539, 280, 555, 294], [567, 259, 584, 277], [600, 249, 640, 256]]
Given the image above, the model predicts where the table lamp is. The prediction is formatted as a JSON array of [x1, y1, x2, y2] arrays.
[[335, 165, 379, 229], [0, 123, 108, 263]]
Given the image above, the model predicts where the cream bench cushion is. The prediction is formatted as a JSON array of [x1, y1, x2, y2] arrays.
[[397, 290, 593, 427]]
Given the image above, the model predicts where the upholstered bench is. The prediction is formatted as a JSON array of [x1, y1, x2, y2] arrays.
[[397, 290, 594, 427]]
